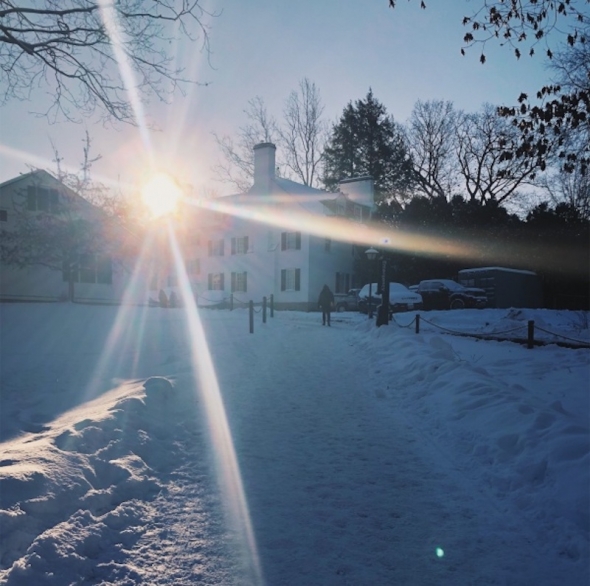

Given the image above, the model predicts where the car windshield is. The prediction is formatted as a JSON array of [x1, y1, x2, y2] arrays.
[[389, 282, 412, 293], [439, 280, 463, 291], [360, 283, 414, 296]]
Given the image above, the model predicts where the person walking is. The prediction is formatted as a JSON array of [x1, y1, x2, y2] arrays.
[[318, 284, 334, 326]]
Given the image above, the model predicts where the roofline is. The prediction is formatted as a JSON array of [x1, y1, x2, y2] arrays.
[[339, 176, 373, 185], [0, 169, 56, 191]]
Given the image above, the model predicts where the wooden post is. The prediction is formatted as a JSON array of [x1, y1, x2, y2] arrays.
[[270, 294, 274, 317], [415, 314, 420, 334], [527, 320, 534, 349], [263, 296, 267, 323]]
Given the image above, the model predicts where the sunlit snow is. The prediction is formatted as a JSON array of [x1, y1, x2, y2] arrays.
[[0, 303, 588, 585]]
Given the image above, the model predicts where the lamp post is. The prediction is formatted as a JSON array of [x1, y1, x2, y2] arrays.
[[376, 255, 389, 327], [365, 247, 379, 318]]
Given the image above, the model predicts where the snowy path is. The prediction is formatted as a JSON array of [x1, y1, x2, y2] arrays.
[[202, 313, 563, 585]]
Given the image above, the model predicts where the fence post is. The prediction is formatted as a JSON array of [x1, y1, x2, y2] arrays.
[[270, 294, 274, 317], [230, 293, 233, 311], [527, 320, 535, 349], [249, 300, 254, 334], [415, 313, 420, 334], [262, 296, 267, 323]]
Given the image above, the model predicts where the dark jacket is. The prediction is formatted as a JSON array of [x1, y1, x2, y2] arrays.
[[318, 286, 334, 310]]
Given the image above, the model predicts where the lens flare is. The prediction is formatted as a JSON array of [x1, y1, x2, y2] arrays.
[[167, 223, 263, 584], [141, 173, 183, 218]]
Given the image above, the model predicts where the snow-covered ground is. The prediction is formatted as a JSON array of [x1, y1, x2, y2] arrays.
[[0, 303, 588, 585]]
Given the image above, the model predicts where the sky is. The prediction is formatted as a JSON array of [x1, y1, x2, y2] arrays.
[[0, 302, 588, 585], [0, 0, 554, 198]]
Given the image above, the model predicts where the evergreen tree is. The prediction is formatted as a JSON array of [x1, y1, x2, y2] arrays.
[[322, 90, 414, 203]]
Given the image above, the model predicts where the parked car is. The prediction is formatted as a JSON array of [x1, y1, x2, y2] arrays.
[[358, 282, 423, 315], [333, 288, 361, 312], [417, 279, 487, 310]]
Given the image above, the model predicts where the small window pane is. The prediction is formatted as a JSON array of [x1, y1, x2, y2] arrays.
[[96, 256, 112, 284], [27, 186, 36, 210], [79, 253, 96, 283], [37, 188, 49, 212]]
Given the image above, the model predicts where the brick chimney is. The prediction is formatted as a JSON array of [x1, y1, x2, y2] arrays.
[[253, 142, 276, 193]]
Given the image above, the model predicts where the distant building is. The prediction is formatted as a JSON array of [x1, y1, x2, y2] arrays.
[[190, 143, 375, 310], [0, 170, 144, 304]]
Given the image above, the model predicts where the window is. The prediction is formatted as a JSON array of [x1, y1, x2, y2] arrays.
[[231, 271, 248, 292], [208, 273, 225, 290], [324, 238, 331, 252], [0, 209, 7, 222], [96, 256, 113, 284], [354, 205, 363, 222], [27, 186, 59, 213], [186, 258, 200, 275], [208, 239, 224, 256], [79, 253, 96, 283], [281, 231, 301, 251], [62, 253, 112, 285], [335, 272, 350, 294], [267, 231, 278, 251], [62, 256, 79, 283], [231, 236, 249, 255], [281, 268, 301, 291]]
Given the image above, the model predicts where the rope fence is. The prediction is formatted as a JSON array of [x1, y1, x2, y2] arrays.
[[395, 314, 590, 350], [157, 291, 590, 346]]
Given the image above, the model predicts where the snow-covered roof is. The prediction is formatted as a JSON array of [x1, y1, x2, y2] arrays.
[[0, 169, 55, 191], [219, 176, 336, 217], [459, 267, 538, 276]]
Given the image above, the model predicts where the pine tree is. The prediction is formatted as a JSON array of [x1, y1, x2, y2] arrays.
[[322, 89, 414, 203]]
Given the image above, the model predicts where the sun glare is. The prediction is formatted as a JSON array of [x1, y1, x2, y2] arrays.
[[141, 173, 183, 218]]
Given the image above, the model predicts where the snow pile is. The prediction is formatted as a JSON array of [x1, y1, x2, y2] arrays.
[[0, 304, 588, 585]]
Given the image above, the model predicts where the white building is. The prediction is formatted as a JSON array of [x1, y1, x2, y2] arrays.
[[193, 143, 375, 311], [0, 170, 144, 304]]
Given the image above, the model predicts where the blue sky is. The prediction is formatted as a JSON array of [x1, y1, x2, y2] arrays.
[[0, 0, 552, 196]]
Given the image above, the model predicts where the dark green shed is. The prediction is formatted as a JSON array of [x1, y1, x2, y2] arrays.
[[458, 267, 543, 309]]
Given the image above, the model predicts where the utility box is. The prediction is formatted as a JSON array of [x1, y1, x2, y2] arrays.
[[458, 267, 543, 309]]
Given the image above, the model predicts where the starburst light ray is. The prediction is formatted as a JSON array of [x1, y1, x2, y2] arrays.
[[98, 0, 153, 159], [190, 195, 585, 276], [0, 144, 57, 171], [80, 231, 158, 403], [167, 223, 264, 585]]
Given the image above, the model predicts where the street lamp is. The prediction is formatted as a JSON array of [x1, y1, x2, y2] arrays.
[[365, 247, 379, 318]]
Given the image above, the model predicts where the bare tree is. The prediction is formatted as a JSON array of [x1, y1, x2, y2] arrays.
[[212, 96, 278, 193], [387, 0, 590, 175], [0, 133, 143, 300], [50, 131, 151, 232], [456, 104, 539, 204], [406, 100, 460, 200], [278, 78, 327, 187], [213, 79, 327, 191], [539, 160, 590, 219], [0, 170, 113, 300], [0, 0, 213, 123]]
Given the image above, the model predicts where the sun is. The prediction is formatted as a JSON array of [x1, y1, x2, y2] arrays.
[[141, 172, 183, 218]]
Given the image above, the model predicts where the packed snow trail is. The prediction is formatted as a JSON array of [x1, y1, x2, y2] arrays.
[[199, 311, 563, 585]]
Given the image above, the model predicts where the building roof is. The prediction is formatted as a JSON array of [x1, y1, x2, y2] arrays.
[[0, 169, 55, 191]]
